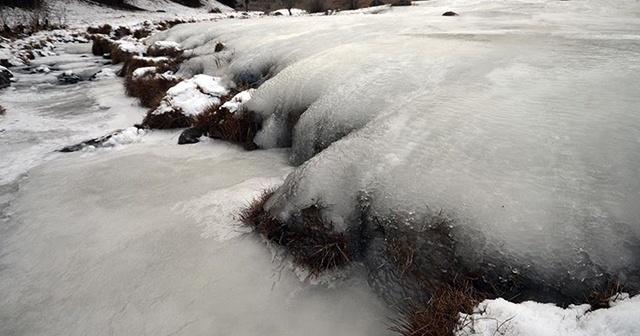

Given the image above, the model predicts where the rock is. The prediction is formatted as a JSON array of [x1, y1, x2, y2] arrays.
[[214, 42, 225, 52], [0, 65, 13, 89], [442, 11, 459, 16], [57, 71, 83, 85], [178, 127, 203, 145]]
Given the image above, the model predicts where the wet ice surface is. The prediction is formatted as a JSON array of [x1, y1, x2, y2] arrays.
[[0, 134, 391, 336], [0, 45, 391, 335], [152, 0, 640, 300]]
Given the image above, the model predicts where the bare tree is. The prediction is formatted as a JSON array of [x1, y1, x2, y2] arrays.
[[346, 0, 359, 10]]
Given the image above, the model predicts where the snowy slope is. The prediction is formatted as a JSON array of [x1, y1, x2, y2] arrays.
[[0, 0, 234, 28]]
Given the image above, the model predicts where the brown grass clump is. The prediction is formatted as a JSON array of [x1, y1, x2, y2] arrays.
[[587, 278, 625, 311], [240, 191, 354, 275], [141, 108, 191, 129], [133, 28, 152, 39], [391, 0, 412, 6], [113, 26, 132, 38], [119, 56, 178, 78], [125, 74, 182, 109], [0, 105, 6, 116], [87, 24, 112, 35], [109, 43, 136, 64], [91, 35, 114, 56], [391, 278, 484, 336], [146, 44, 184, 58], [193, 104, 260, 150]]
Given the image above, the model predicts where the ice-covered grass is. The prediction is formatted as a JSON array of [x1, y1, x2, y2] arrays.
[[149, 0, 640, 306]]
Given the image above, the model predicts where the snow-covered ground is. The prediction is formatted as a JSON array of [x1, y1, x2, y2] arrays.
[[1, 0, 640, 335]]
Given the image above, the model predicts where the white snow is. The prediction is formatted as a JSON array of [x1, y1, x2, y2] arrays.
[[151, 40, 182, 50], [92, 68, 116, 80], [102, 126, 146, 147], [456, 294, 640, 336], [153, 74, 228, 117], [270, 8, 308, 17], [221, 89, 254, 113], [132, 66, 157, 78]]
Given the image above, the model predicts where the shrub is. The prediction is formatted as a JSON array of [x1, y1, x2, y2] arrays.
[[307, 0, 327, 13], [193, 103, 260, 150], [119, 56, 178, 78], [91, 35, 113, 56], [124, 74, 182, 109], [391, 0, 411, 6], [146, 44, 184, 58], [113, 26, 131, 38], [109, 42, 139, 64], [133, 28, 152, 39], [87, 24, 112, 35]]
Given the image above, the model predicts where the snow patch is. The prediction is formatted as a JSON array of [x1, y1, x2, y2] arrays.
[[153, 74, 227, 117], [456, 295, 640, 336]]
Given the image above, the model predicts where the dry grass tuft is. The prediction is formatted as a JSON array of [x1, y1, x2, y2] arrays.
[[141, 108, 191, 129], [124, 74, 182, 109], [0, 105, 6, 116], [587, 278, 625, 311], [133, 28, 152, 39], [193, 103, 260, 150], [119, 56, 178, 78], [391, 278, 484, 336], [240, 192, 354, 275], [109, 43, 135, 64], [87, 24, 112, 35], [147, 45, 184, 59], [91, 35, 113, 56], [391, 0, 412, 6]]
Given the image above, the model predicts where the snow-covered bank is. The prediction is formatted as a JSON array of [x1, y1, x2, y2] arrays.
[[149, 0, 640, 306], [457, 294, 640, 336]]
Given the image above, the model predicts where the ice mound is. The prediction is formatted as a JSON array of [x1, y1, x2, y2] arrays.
[[152, 74, 227, 117], [151, 0, 640, 303]]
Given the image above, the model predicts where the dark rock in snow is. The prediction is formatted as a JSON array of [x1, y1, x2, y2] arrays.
[[214, 42, 225, 52], [57, 71, 83, 85], [442, 11, 459, 16], [178, 127, 203, 145], [0, 66, 13, 89]]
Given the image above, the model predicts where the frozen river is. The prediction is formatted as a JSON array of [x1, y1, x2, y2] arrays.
[[0, 45, 392, 335]]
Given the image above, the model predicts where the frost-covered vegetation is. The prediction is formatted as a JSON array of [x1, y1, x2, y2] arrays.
[[148, 0, 640, 308]]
